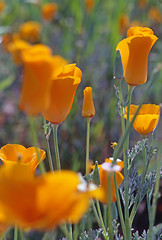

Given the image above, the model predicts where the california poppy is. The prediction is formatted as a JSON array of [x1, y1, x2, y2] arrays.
[[42, 3, 58, 21], [91, 158, 124, 204], [116, 26, 158, 86], [0, 144, 46, 174], [19, 44, 54, 116], [82, 87, 95, 118], [0, 164, 101, 230], [124, 104, 160, 135], [42, 64, 82, 124], [19, 21, 42, 43], [7, 39, 31, 65], [0, 144, 46, 175]]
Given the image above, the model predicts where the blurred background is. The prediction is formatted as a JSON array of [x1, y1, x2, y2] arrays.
[[0, 0, 161, 235]]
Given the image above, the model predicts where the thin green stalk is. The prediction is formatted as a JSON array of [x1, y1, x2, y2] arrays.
[[28, 117, 45, 174], [45, 137, 54, 171], [114, 174, 126, 238], [129, 139, 153, 225], [73, 224, 79, 240], [103, 205, 107, 230], [86, 118, 91, 175], [148, 149, 161, 240], [14, 227, 18, 240], [107, 174, 113, 240], [96, 200, 107, 239], [69, 223, 73, 240], [60, 224, 72, 240], [123, 85, 134, 240], [52, 124, 61, 170], [91, 200, 102, 228], [19, 230, 25, 240], [43, 118, 54, 171]]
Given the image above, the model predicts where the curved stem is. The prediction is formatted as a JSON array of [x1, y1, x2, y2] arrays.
[[86, 118, 91, 176], [114, 174, 126, 238], [52, 124, 61, 170], [14, 227, 18, 240], [28, 117, 46, 174], [96, 200, 107, 238]]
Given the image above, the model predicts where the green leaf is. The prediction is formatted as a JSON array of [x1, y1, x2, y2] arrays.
[[0, 76, 15, 91]]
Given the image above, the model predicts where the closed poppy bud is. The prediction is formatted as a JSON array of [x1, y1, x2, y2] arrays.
[[42, 3, 58, 21], [124, 104, 160, 135], [19, 44, 54, 116], [0, 144, 46, 175], [19, 21, 42, 43], [42, 63, 82, 124], [82, 87, 95, 118], [116, 26, 158, 86]]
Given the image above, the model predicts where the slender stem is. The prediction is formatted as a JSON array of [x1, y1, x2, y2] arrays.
[[19, 230, 25, 240], [103, 205, 107, 230], [124, 85, 134, 239], [14, 226, 18, 240], [43, 118, 54, 171], [91, 200, 102, 228], [96, 200, 107, 239], [52, 124, 61, 170], [129, 146, 151, 225], [86, 118, 91, 175], [28, 117, 46, 174], [45, 137, 54, 171], [69, 223, 73, 240], [148, 149, 161, 240], [107, 174, 113, 240], [114, 174, 126, 238], [60, 224, 71, 240]]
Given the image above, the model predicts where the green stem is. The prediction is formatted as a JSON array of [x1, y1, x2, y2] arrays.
[[114, 174, 126, 238], [86, 118, 91, 175], [14, 227, 18, 240], [148, 148, 161, 240], [28, 117, 46, 174], [129, 145, 151, 225], [43, 118, 54, 171], [107, 174, 113, 240], [91, 200, 102, 228], [52, 124, 61, 170], [19, 230, 25, 240], [60, 224, 72, 240], [45, 137, 54, 171], [96, 200, 107, 239], [122, 85, 134, 239]]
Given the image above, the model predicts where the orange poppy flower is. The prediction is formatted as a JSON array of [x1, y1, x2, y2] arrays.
[[0, 2, 5, 12], [82, 87, 95, 118], [19, 44, 54, 116], [116, 26, 158, 86], [7, 39, 31, 65], [42, 3, 58, 21], [137, 0, 147, 9], [148, 7, 162, 24], [119, 14, 129, 35], [19, 21, 42, 43], [91, 158, 124, 204], [0, 144, 46, 175], [51, 55, 68, 78], [124, 104, 160, 135], [85, 0, 95, 12], [0, 164, 101, 230], [42, 64, 82, 124]]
